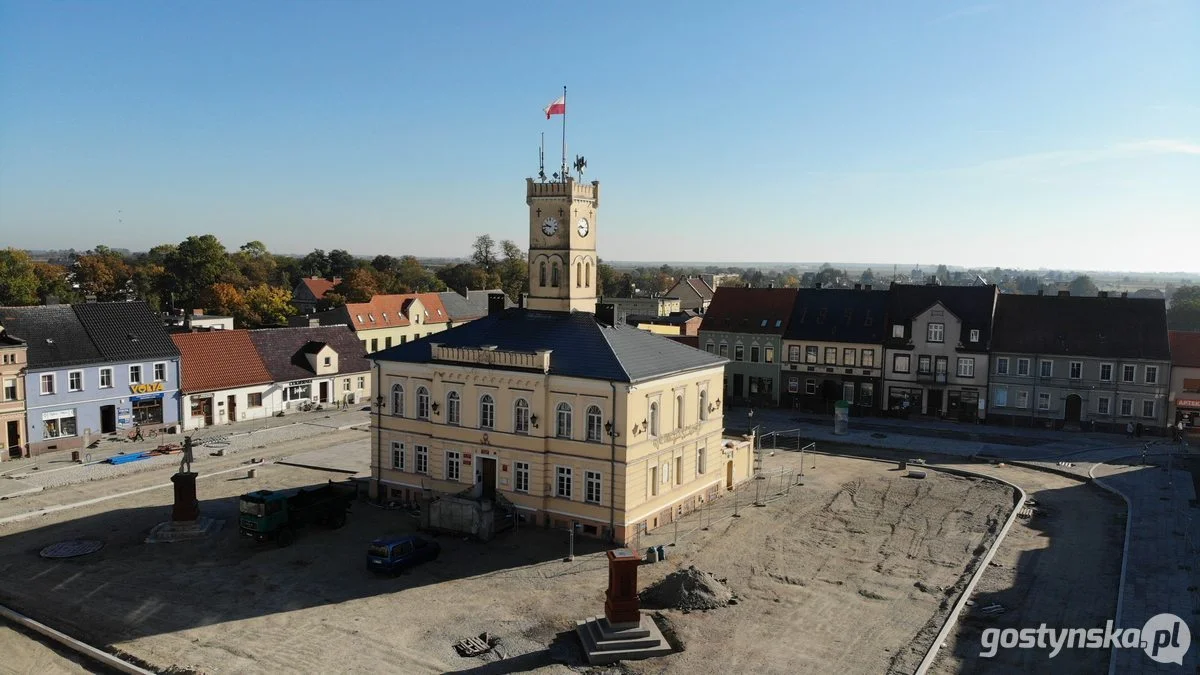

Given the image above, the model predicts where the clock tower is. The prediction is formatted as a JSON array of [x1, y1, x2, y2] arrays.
[[525, 177, 600, 313]]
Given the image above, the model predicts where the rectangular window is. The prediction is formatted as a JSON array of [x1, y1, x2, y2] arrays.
[[957, 357, 975, 378], [445, 451, 461, 481], [1016, 390, 1029, 409], [892, 324, 904, 339], [514, 462, 530, 492], [1145, 366, 1159, 384], [805, 346, 818, 363], [154, 362, 167, 382], [1040, 360, 1053, 378], [2, 378, 16, 401], [357, 376, 365, 389], [585, 470, 601, 504], [750, 346, 760, 362], [344, 378, 351, 391], [1122, 365, 1136, 382], [697, 446, 706, 474], [370, 338, 378, 352], [843, 348, 856, 366], [734, 345, 744, 361], [787, 376, 799, 393], [385, 337, 392, 349], [824, 347, 837, 364], [1142, 400, 1155, 418], [926, 322, 945, 343], [1097, 396, 1111, 415], [556, 466, 573, 499], [969, 329, 980, 343], [918, 355, 932, 374], [861, 349, 874, 367], [391, 441, 405, 470], [415, 445, 429, 474], [129, 365, 142, 384], [40, 373, 55, 395], [893, 354, 911, 373], [248, 392, 263, 407], [765, 346, 774, 364], [805, 379, 817, 395], [675, 456, 682, 485], [788, 345, 800, 362], [842, 381, 855, 402], [996, 358, 1009, 375], [1069, 361, 1082, 379], [719, 343, 728, 357], [706, 342, 715, 354], [859, 382, 874, 406], [400, 335, 407, 345], [1017, 359, 1030, 377], [650, 465, 658, 496], [99, 367, 113, 389], [1120, 399, 1133, 416], [1100, 363, 1113, 382], [1038, 393, 1051, 410], [41, 410, 77, 439], [68, 370, 83, 392], [994, 387, 1008, 407]]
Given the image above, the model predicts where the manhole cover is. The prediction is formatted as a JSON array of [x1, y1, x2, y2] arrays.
[[39, 539, 104, 559]]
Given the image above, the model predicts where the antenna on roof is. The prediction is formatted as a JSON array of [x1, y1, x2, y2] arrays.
[[538, 132, 546, 182]]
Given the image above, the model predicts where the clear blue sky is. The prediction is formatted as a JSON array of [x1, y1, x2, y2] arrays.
[[1, 1, 1197, 272]]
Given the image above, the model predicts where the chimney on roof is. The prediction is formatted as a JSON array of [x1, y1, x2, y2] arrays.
[[1121, 291, 1128, 299], [854, 283, 861, 290], [488, 292, 506, 316], [595, 302, 616, 327], [1058, 290, 1070, 297]]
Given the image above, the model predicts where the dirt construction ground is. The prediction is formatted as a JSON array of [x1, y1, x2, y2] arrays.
[[0, 443, 1024, 675]]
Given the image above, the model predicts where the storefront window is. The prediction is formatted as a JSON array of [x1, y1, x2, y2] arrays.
[[285, 381, 311, 402], [42, 411, 77, 439], [133, 398, 164, 424]]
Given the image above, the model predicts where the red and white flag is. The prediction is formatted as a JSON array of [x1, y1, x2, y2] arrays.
[[543, 95, 565, 119]]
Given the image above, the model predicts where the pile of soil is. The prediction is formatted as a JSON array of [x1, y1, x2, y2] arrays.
[[640, 566, 733, 610]]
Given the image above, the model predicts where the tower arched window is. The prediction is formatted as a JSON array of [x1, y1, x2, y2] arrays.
[[585, 261, 591, 287], [556, 402, 572, 438], [576, 261, 583, 287], [551, 263, 560, 287], [391, 384, 404, 417], [649, 402, 660, 437], [514, 398, 530, 434], [479, 394, 495, 429], [539, 261, 547, 287]]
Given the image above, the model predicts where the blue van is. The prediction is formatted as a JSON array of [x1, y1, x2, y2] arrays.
[[367, 535, 440, 574]]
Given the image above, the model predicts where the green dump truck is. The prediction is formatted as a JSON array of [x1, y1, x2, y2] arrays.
[[238, 481, 357, 546]]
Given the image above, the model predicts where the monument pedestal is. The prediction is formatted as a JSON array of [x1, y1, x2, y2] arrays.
[[171, 472, 200, 522], [575, 548, 673, 664], [146, 468, 223, 544]]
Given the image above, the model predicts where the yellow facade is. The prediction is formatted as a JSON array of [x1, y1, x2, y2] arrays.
[[0, 334, 27, 459]]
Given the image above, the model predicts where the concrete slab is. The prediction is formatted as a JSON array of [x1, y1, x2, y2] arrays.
[[276, 440, 370, 475]]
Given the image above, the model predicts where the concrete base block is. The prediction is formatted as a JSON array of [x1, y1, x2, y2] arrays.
[[145, 517, 225, 544], [575, 613, 674, 665]]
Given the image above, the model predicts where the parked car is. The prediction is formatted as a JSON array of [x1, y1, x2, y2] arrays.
[[367, 535, 440, 574]]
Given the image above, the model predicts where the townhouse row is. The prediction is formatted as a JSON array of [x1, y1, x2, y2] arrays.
[[0, 301, 371, 459], [700, 283, 1196, 434]]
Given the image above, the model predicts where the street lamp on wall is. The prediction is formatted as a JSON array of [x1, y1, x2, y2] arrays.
[[604, 420, 620, 438], [530, 414, 539, 428], [431, 401, 440, 415]]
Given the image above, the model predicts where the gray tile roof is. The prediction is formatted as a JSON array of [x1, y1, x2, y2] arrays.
[[0, 304, 102, 369], [73, 301, 180, 362], [437, 291, 480, 322], [248, 325, 371, 382], [993, 294, 1170, 359], [372, 308, 726, 383], [784, 288, 890, 343]]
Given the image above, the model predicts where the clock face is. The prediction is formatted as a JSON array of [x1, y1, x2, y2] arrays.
[[577, 218, 589, 237], [541, 217, 559, 236]]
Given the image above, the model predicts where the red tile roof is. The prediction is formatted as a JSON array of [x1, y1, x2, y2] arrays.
[[342, 293, 451, 332], [1170, 331, 1200, 367], [171, 330, 274, 394], [300, 277, 338, 301], [700, 287, 799, 335]]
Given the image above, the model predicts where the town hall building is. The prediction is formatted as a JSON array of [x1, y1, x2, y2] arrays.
[[369, 173, 751, 545]]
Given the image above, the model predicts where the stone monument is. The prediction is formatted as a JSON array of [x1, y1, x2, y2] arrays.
[[575, 548, 673, 664], [146, 436, 224, 543]]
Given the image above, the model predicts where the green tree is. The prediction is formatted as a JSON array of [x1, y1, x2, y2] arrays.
[[328, 249, 359, 278], [1168, 286, 1200, 331], [472, 235, 498, 275], [859, 268, 875, 285], [437, 263, 498, 294], [242, 284, 293, 326], [165, 235, 231, 311], [73, 247, 133, 301], [0, 248, 40, 305], [298, 249, 331, 278], [1068, 275, 1099, 297], [596, 259, 618, 297], [371, 255, 401, 273], [131, 263, 167, 310], [333, 268, 381, 303], [395, 256, 445, 293], [233, 240, 278, 287], [497, 240, 527, 301], [33, 262, 77, 304]]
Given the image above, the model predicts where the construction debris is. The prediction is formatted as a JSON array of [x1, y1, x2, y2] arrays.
[[640, 566, 734, 611], [453, 632, 499, 657]]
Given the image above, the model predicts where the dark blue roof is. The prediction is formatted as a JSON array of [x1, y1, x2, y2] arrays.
[[0, 304, 103, 369], [372, 308, 726, 383], [783, 289, 890, 343]]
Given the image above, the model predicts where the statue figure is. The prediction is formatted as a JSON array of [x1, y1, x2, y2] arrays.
[[180, 436, 194, 474]]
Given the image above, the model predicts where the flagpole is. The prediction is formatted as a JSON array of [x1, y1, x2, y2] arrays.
[[561, 85, 567, 182]]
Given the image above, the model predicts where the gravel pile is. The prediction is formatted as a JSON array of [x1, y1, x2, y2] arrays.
[[641, 566, 733, 610]]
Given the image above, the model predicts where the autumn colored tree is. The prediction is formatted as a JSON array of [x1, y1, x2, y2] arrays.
[[73, 247, 132, 300], [0, 248, 40, 305], [332, 268, 381, 303], [32, 262, 77, 304], [242, 284, 293, 326], [205, 282, 247, 320]]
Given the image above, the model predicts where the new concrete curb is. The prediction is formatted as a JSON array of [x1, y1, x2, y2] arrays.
[[1087, 461, 1133, 675], [913, 464, 1027, 675], [0, 603, 154, 674]]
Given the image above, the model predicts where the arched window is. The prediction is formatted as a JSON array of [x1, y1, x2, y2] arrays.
[[391, 384, 404, 417], [539, 261, 547, 287], [417, 387, 430, 419], [576, 261, 583, 287], [446, 391, 461, 425], [676, 394, 685, 429], [479, 394, 495, 429], [585, 261, 591, 287], [556, 402, 572, 438], [586, 405, 603, 442], [700, 390, 709, 421], [551, 263, 560, 287], [649, 402, 660, 437], [514, 398, 530, 434]]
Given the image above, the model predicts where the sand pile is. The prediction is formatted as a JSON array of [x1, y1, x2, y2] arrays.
[[640, 566, 733, 610]]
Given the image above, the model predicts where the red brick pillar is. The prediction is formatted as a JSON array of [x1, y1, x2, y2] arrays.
[[604, 548, 641, 626]]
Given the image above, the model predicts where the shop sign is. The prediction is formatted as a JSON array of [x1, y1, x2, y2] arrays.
[[41, 409, 75, 421], [1178, 399, 1200, 408], [130, 382, 164, 394], [463, 452, 472, 465]]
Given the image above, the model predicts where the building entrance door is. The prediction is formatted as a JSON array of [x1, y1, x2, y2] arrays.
[[319, 381, 329, 403], [927, 389, 943, 416], [478, 456, 497, 501], [227, 395, 237, 424], [1064, 394, 1082, 425], [6, 421, 20, 458], [733, 374, 744, 403], [726, 460, 734, 490], [100, 405, 116, 434]]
